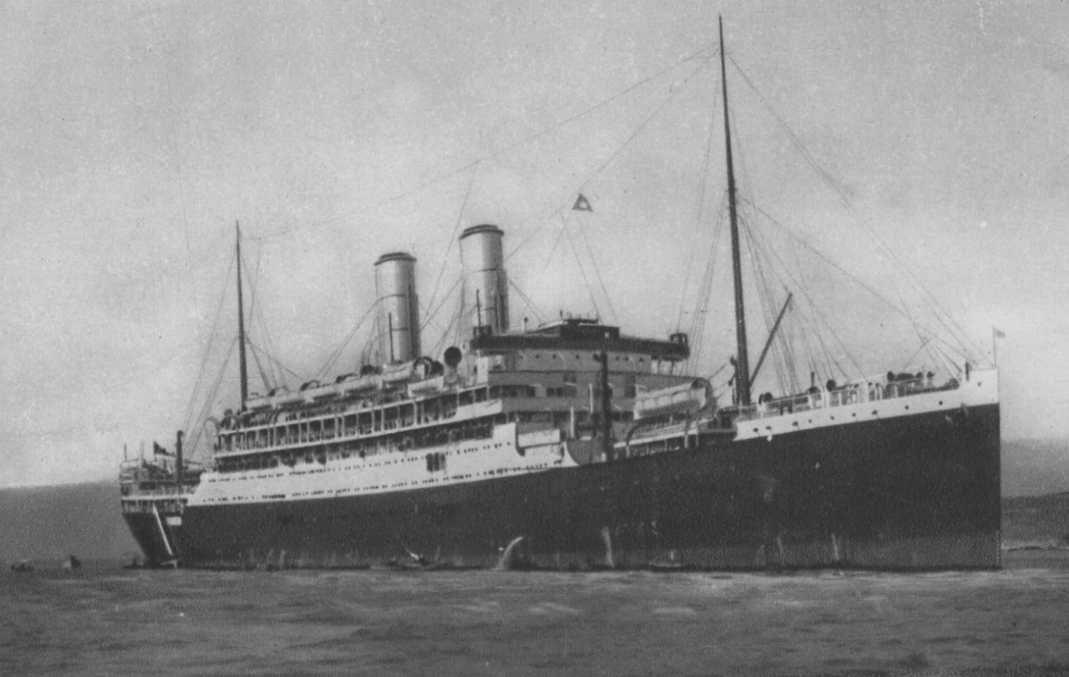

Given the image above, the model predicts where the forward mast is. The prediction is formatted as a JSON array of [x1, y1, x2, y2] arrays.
[[719, 15, 751, 406]]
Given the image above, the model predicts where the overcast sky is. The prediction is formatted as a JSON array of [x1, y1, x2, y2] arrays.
[[2, 1, 1067, 488]]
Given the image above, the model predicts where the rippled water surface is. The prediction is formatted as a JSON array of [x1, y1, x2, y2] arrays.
[[4, 553, 1069, 676]]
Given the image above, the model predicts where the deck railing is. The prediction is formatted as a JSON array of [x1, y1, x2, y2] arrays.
[[736, 374, 957, 421]]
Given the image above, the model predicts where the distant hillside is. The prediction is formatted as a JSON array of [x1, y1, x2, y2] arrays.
[[0, 481, 137, 562], [1002, 438, 1069, 497], [1003, 492, 1069, 547]]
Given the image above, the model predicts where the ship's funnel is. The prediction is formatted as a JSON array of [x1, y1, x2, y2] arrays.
[[460, 224, 509, 336], [375, 252, 421, 362]]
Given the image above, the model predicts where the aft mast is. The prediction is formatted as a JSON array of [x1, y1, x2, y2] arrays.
[[719, 16, 751, 406], [235, 221, 249, 411]]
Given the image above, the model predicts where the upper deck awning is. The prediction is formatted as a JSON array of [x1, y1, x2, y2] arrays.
[[468, 318, 690, 362]]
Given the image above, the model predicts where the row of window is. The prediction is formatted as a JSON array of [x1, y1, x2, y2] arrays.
[[215, 416, 507, 473], [218, 385, 544, 453], [198, 460, 558, 505], [518, 352, 647, 363], [224, 378, 643, 453]]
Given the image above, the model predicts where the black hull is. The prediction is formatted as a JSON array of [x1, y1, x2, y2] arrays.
[[161, 404, 999, 570], [122, 512, 179, 567]]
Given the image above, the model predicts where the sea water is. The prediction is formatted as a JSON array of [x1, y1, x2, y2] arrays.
[[3, 552, 1068, 676]]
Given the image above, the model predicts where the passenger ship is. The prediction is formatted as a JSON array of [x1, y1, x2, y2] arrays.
[[120, 21, 1001, 571]]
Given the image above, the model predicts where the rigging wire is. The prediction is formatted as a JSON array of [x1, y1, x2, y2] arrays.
[[247, 340, 303, 382], [743, 206, 864, 379], [929, 339, 964, 377], [743, 215, 806, 391], [502, 56, 717, 329], [421, 275, 463, 334], [165, 41, 705, 412], [540, 217, 569, 269], [252, 45, 717, 244], [506, 57, 712, 268], [731, 95, 804, 393], [367, 272, 383, 367], [243, 237, 289, 388], [740, 217, 792, 393], [430, 304, 461, 359], [727, 55, 983, 363], [900, 336, 933, 372], [686, 194, 728, 370], [181, 251, 235, 436], [571, 60, 711, 202], [423, 162, 479, 322], [740, 207, 837, 379], [450, 285, 470, 349], [743, 199, 916, 327], [246, 333, 272, 394], [674, 72, 721, 332], [560, 213, 602, 319], [743, 197, 973, 365], [576, 222, 618, 325], [508, 278, 547, 326], [242, 246, 274, 392], [315, 300, 380, 380], [379, 45, 716, 208], [186, 336, 237, 458], [410, 160, 473, 355]]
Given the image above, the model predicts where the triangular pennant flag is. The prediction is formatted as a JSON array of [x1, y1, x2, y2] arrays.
[[572, 193, 592, 212]]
